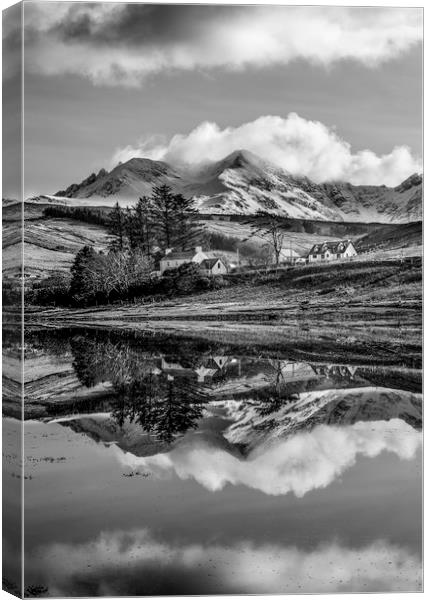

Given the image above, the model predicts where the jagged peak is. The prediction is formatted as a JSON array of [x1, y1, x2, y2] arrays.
[[219, 149, 267, 169], [118, 156, 166, 168]]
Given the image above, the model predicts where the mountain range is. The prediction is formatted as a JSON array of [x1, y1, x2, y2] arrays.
[[54, 149, 422, 224]]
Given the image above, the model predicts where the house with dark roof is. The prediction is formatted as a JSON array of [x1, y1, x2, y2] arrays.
[[159, 246, 208, 274], [159, 246, 229, 276], [307, 240, 357, 263], [200, 257, 228, 276]]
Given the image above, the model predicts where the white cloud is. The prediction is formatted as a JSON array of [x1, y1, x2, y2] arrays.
[[112, 113, 422, 185], [23, 6, 422, 87], [26, 528, 422, 595], [116, 419, 421, 497]]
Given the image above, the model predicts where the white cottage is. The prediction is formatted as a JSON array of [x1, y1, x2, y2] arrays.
[[307, 240, 357, 263], [159, 246, 208, 274], [200, 257, 228, 276]]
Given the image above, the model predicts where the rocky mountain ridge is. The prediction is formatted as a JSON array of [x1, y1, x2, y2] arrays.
[[53, 149, 422, 224]]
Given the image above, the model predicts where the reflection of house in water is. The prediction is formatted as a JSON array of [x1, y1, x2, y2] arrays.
[[211, 356, 230, 369], [159, 356, 233, 384], [194, 366, 218, 383], [311, 364, 358, 379], [277, 361, 319, 383], [154, 358, 359, 387], [160, 358, 198, 382]]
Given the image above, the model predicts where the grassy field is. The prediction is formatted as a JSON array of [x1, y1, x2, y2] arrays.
[[3, 218, 111, 280]]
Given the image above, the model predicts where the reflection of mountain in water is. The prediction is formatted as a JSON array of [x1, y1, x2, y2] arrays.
[[221, 387, 422, 451], [9, 329, 422, 457], [56, 385, 422, 459]]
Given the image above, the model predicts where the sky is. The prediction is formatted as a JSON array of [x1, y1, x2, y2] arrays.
[[2, 2, 423, 198]]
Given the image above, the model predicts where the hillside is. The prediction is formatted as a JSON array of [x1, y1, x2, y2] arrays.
[[2, 217, 110, 281], [355, 221, 422, 253], [50, 149, 422, 224]]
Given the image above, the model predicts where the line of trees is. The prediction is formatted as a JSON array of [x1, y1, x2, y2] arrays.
[[69, 245, 154, 306], [69, 184, 207, 305], [43, 205, 108, 226]]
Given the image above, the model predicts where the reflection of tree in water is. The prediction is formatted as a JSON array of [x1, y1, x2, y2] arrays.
[[112, 374, 206, 444], [71, 335, 207, 443], [252, 360, 299, 430], [71, 337, 103, 387]]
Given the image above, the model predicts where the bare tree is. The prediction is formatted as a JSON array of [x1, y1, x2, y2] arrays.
[[89, 249, 153, 301], [246, 211, 290, 269]]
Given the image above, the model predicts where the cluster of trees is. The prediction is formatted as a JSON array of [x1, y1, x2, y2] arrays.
[[69, 246, 153, 306], [28, 273, 71, 306], [108, 184, 201, 254], [29, 184, 210, 306], [25, 248, 153, 307], [111, 377, 205, 443]]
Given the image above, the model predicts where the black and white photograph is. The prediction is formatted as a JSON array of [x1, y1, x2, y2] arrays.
[[2, 1, 423, 597]]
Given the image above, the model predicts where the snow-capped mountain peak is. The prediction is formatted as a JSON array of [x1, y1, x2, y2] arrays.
[[53, 150, 422, 224]]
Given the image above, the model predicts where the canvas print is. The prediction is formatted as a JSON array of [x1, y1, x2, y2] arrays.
[[2, 2, 423, 597]]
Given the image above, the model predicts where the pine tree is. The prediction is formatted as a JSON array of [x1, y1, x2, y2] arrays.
[[172, 193, 202, 251], [123, 206, 137, 249], [150, 380, 204, 444], [147, 185, 203, 252], [108, 202, 125, 250], [133, 196, 154, 256], [70, 245, 104, 305], [148, 184, 177, 250]]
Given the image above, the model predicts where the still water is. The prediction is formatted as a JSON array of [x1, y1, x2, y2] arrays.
[[4, 328, 423, 596]]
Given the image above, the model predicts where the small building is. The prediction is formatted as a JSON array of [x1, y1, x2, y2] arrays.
[[279, 248, 300, 264], [307, 240, 357, 263], [159, 246, 208, 274], [200, 257, 228, 276]]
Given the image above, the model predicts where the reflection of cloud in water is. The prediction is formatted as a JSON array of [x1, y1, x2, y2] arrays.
[[118, 419, 421, 496], [27, 528, 422, 595]]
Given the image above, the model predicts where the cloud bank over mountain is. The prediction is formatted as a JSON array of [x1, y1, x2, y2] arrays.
[[22, 4, 422, 87], [112, 113, 422, 186]]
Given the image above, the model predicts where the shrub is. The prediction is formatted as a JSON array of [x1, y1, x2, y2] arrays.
[[156, 263, 217, 296]]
